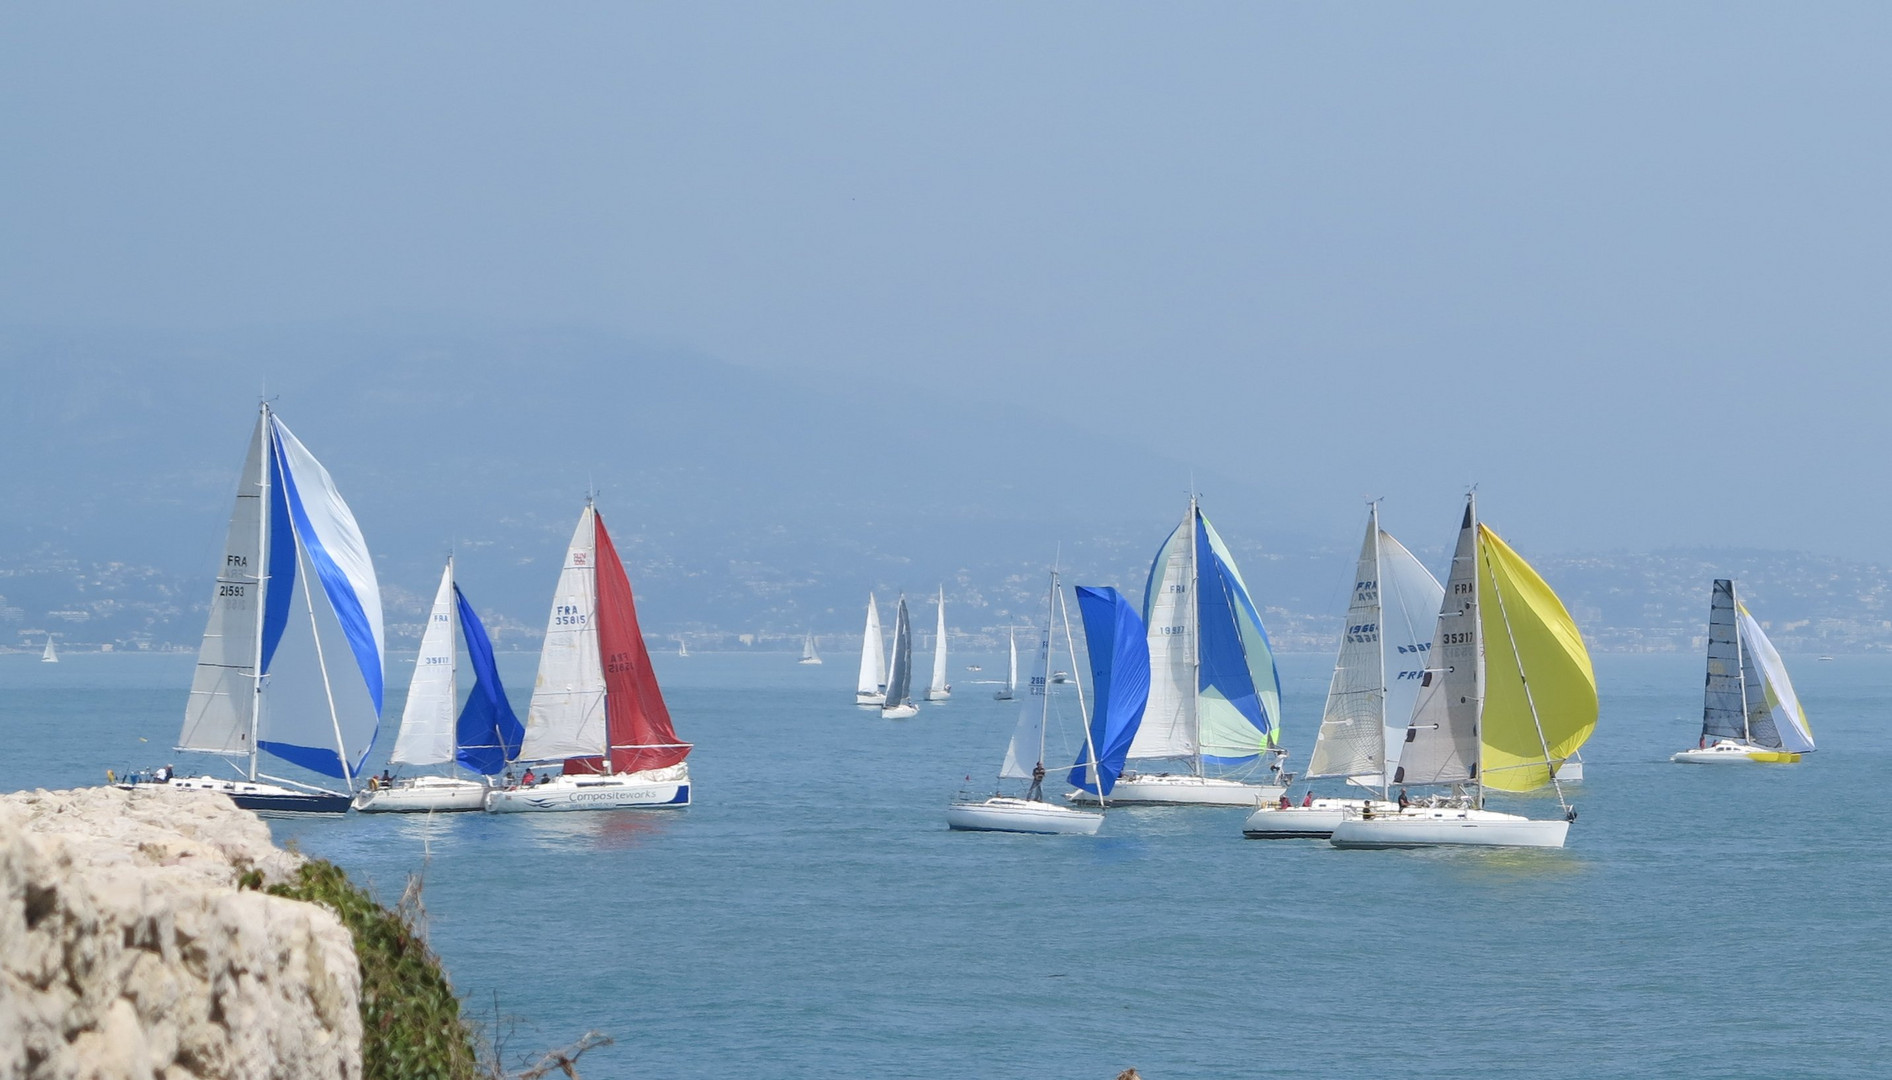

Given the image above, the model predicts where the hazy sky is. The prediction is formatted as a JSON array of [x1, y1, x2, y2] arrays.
[[6, 4, 1891, 558]]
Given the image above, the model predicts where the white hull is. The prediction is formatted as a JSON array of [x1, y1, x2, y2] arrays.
[[353, 776, 491, 813], [1672, 740, 1801, 764], [993, 691, 1014, 701], [1329, 807, 1569, 849], [1243, 799, 1396, 839], [924, 688, 951, 701], [485, 766, 691, 813], [881, 703, 920, 719], [947, 797, 1103, 835], [855, 692, 885, 707], [1068, 773, 1284, 807], [799, 658, 823, 665]]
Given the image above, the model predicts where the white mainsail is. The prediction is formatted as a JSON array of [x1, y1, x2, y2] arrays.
[[1377, 531, 1443, 773], [179, 415, 269, 759], [1133, 507, 1197, 760], [856, 594, 886, 697], [1000, 631, 1053, 779], [800, 632, 821, 664], [391, 561, 459, 767], [928, 587, 949, 696], [1393, 502, 1483, 787], [40, 636, 56, 663], [518, 507, 606, 762]]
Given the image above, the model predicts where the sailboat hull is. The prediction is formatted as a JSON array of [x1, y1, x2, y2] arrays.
[[1243, 800, 1397, 839], [799, 658, 823, 665], [923, 689, 951, 701], [1671, 741, 1800, 764], [880, 703, 920, 720], [855, 692, 885, 707], [947, 797, 1103, 835], [122, 776, 353, 815], [353, 776, 492, 813], [1329, 808, 1569, 849], [1068, 773, 1284, 807], [484, 767, 691, 812], [992, 691, 1014, 701]]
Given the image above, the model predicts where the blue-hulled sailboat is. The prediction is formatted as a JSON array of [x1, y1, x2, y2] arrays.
[[355, 556, 524, 812]]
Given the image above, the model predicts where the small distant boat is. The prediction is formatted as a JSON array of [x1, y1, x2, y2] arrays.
[[994, 628, 1017, 701], [487, 501, 692, 813], [799, 632, 823, 665], [355, 557, 523, 813], [881, 595, 919, 719], [965, 664, 982, 672], [924, 586, 952, 701], [40, 635, 56, 663], [947, 573, 1147, 835], [1672, 579, 1813, 765], [855, 594, 887, 707], [1329, 494, 1590, 849], [676, 637, 690, 658], [1818, 656, 1836, 662]]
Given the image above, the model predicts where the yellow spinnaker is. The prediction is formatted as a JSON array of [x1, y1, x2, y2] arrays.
[[1477, 524, 1597, 792]]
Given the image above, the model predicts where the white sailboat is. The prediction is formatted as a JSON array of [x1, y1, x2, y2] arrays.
[[1672, 579, 1814, 764], [487, 502, 692, 812], [881, 594, 920, 719], [1073, 496, 1287, 806], [40, 635, 56, 663], [1246, 504, 1442, 839], [799, 632, 823, 665], [948, 575, 1147, 835], [355, 558, 524, 813], [129, 404, 385, 814], [1329, 494, 1593, 850], [993, 628, 1018, 701], [855, 593, 887, 706], [924, 586, 951, 701], [676, 637, 689, 658]]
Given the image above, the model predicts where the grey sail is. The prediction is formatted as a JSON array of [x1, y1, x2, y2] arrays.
[[884, 596, 913, 707], [1393, 500, 1482, 787], [1306, 513, 1386, 780], [179, 415, 268, 759], [1700, 579, 1747, 743]]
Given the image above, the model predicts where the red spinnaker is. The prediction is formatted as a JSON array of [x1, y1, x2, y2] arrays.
[[593, 511, 691, 773]]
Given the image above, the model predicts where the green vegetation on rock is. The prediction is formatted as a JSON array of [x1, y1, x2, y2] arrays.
[[269, 859, 480, 1080]]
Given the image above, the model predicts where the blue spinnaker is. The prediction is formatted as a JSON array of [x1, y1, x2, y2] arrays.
[[454, 584, 525, 775], [1068, 586, 1150, 796], [259, 445, 297, 674]]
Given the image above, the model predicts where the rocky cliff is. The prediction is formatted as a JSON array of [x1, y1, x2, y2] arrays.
[[0, 785, 362, 1080]]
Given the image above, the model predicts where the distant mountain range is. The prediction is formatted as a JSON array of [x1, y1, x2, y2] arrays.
[[6, 324, 1892, 656]]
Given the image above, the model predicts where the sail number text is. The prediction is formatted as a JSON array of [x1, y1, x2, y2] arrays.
[[554, 604, 588, 626], [1441, 630, 1474, 645]]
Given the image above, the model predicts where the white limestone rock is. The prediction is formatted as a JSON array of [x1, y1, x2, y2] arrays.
[[0, 785, 362, 1080]]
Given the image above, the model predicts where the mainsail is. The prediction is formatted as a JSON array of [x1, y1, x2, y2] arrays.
[[391, 562, 460, 767], [1131, 499, 1282, 770], [178, 407, 386, 784], [928, 587, 949, 696], [857, 594, 885, 697], [1701, 580, 1748, 743], [884, 596, 914, 708], [1068, 586, 1150, 795], [1000, 630, 1053, 780]]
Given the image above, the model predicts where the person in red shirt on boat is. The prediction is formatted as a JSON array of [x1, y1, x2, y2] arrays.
[[1301, 791, 1314, 808], [521, 768, 536, 788], [1277, 794, 1290, 809]]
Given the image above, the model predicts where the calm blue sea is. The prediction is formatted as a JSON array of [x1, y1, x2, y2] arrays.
[[3, 649, 1887, 1079]]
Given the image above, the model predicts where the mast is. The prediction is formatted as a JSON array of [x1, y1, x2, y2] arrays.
[[1186, 494, 1202, 779], [248, 403, 272, 782], [588, 498, 606, 760], [1369, 500, 1390, 801], [1468, 492, 1484, 810], [447, 553, 461, 774]]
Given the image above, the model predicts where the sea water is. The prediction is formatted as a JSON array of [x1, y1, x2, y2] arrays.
[[3, 650, 1887, 1079]]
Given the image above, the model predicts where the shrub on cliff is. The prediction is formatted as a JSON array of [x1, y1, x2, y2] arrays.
[[269, 860, 480, 1080]]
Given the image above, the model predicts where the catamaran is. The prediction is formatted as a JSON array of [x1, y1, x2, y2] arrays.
[[487, 501, 692, 812], [1246, 504, 1442, 839], [1672, 579, 1814, 764], [855, 593, 887, 706], [799, 632, 823, 665], [881, 594, 920, 719], [947, 577, 1146, 834], [355, 557, 524, 812], [924, 586, 952, 701], [994, 628, 1018, 701], [135, 404, 385, 814], [40, 635, 56, 663], [1329, 494, 1593, 849], [1072, 496, 1286, 806]]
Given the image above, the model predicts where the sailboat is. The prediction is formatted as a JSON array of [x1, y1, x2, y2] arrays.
[[135, 404, 385, 815], [855, 594, 887, 706], [354, 558, 524, 812], [40, 635, 56, 663], [1671, 579, 1814, 764], [1073, 496, 1286, 806], [993, 628, 1018, 701], [1246, 504, 1442, 839], [924, 586, 951, 701], [676, 637, 689, 658], [881, 594, 920, 719], [799, 632, 823, 665], [487, 501, 692, 812], [1330, 494, 1593, 849], [947, 577, 1146, 834]]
